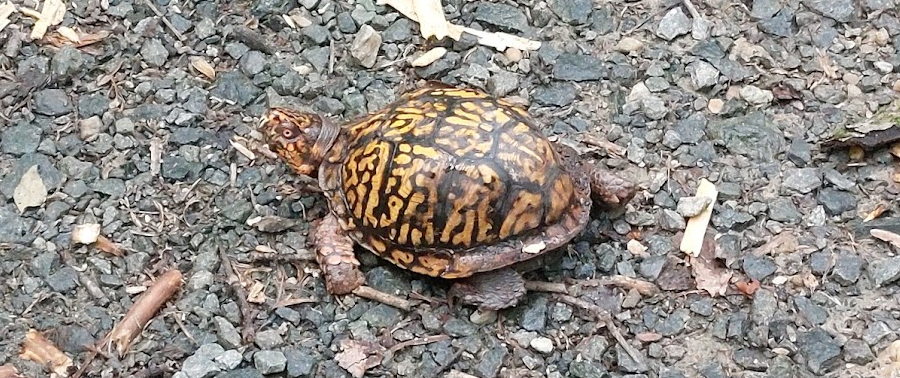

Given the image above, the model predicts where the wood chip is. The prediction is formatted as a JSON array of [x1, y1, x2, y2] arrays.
[[679, 179, 718, 257], [872, 229, 900, 249], [150, 137, 162, 176], [522, 240, 546, 254], [19, 329, 73, 376], [411, 47, 447, 67], [22, 0, 66, 40], [190, 56, 216, 80], [0, 1, 16, 32], [107, 269, 182, 356], [230, 138, 256, 160], [13, 165, 47, 213], [864, 204, 889, 222], [413, 0, 450, 40], [57, 25, 80, 43]]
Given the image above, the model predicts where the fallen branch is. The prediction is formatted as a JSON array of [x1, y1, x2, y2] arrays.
[[219, 249, 257, 343], [353, 286, 412, 311], [555, 294, 647, 371], [19, 329, 73, 376], [106, 269, 183, 356]]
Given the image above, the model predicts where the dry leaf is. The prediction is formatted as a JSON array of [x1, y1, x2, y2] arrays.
[[872, 229, 900, 249], [13, 165, 47, 213], [817, 50, 837, 79], [734, 279, 760, 295], [689, 235, 732, 296], [0, 364, 20, 378], [864, 204, 888, 222], [108, 269, 182, 356], [680, 179, 718, 257], [95, 235, 123, 256], [150, 138, 162, 176], [72, 223, 101, 245], [891, 142, 900, 158], [191, 56, 216, 80], [0, 1, 16, 32], [413, 0, 450, 40], [411, 47, 447, 67], [19, 329, 73, 376], [335, 339, 386, 378], [635, 332, 662, 342], [751, 233, 798, 257], [230, 138, 256, 160], [247, 281, 267, 303]]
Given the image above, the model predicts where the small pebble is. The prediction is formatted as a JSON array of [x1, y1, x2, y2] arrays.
[[530, 337, 554, 354]]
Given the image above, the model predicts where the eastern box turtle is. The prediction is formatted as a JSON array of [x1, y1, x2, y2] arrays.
[[261, 84, 636, 310]]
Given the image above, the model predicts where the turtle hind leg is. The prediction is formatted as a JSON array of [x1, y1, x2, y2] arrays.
[[447, 268, 527, 310], [312, 213, 365, 295]]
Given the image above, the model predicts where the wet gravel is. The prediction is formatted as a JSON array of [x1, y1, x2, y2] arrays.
[[1, 0, 900, 377]]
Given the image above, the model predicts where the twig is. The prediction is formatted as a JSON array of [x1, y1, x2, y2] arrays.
[[219, 249, 257, 344], [524, 281, 569, 294], [573, 276, 660, 297], [231, 26, 274, 54], [555, 294, 647, 371], [106, 270, 183, 356], [352, 286, 412, 311], [142, 0, 185, 41], [681, 0, 702, 19]]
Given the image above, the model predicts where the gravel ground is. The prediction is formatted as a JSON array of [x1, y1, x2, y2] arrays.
[[1, 0, 900, 377]]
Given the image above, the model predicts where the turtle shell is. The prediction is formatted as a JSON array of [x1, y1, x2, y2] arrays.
[[318, 86, 592, 279]]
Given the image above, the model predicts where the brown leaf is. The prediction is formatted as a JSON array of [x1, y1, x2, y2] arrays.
[[752, 232, 798, 257], [689, 234, 732, 297], [95, 235, 123, 257], [19, 329, 73, 376], [335, 339, 386, 378], [864, 204, 889, 222], [655, 260, 694, 291], [771, 84, 801, 100], [734, 279, 760, 296], [191, 56, 216, 80], [57, 26, 80, 43], [873, 229, 900, 249]]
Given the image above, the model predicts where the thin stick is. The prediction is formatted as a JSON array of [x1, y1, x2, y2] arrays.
[[556, 294, 647, 371], [352, 286, 412, 311], [524, 281, 569, 294], [107, 269, 183, 356], [574, 276, 660, 297], [219, 249, 257, 343], [681, 0, 702, 19], [142, 0, 185, 41]]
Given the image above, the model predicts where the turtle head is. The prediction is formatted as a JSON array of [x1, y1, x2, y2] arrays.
[[260, 108, 338, 178]]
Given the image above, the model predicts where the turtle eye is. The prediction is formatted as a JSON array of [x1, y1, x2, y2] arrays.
[[281, 128, 295, 139]]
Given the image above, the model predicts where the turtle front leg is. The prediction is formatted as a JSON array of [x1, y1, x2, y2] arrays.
[[587, 166, 637, 211], [311, 213, 365, 295], [447, 268, 527, 310]]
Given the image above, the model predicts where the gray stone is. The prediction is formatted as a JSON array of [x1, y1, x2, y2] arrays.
[[843, 339, 874, 365], [1, 123, 41, 155], [832, 253, 863, 285], [752, 0, 782, 18], [782, 168, 822, 194], [162, 156, 203, 180], [690, 60, 719, 89], [50, 46, 85, 79], [382, 18, 412, 42], [239, 50, 267, 76], [78, 95, 110, 117], [552, 53, 606, 81], [533, 83, 577, 106], [215, 350, 243, 370], [475, 345, 507, 378], [802, 0, 854, 22], [549, 0, 592, 24], [660, 209, 686, 231], [689, 298, 714, 316], [642, 95, 668, 120], [676, 196, 712, 217], [47, 266, 79, 292], [474, 2, 529, 33], [675, 113, 707, 144], [817, 188, 857, 215], [91, 179, 126, 198], [302, 25, 330, 45], [254, 351, 287, 374], [221, 200, 254, 223], [521, 296, 548, 331], [788, 138, 812, 166], [214, 316, 243, 349], [141, 38, 169, 67], [768, 198, 801, 223], [732, 348, 768, 371], [181, 343, 225, 378], [254, 329, 284, 349], [360, 304, 403, 328], [336, 12, 358, 33], [743, 255, 778, 281], [750, 289, 777, 327], [285, 349, 318, 377], [443, 318, 477, 337], [823, 168, 856, 190], [303, 46, 330, 72], [793, 296, 828, 326], [210, 71, 261, 106], [759, 9, 796, 37], [657, 7, 692, 41], [707, 112, 785, 161], [645, 76, 670, 92], [487, 70, 519, 97], [797, 328, 841, 374], [869, 256, 900, 287], [33, 89, 73, 116], [350, 25, 381, 68]]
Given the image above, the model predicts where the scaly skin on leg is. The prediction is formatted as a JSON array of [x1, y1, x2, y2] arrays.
[[588, 166, 637, 211], [312, 213, 365, 295], [447, 268, 527, 310]]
